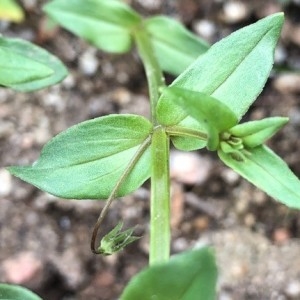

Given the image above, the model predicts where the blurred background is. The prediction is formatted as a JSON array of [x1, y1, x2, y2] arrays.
[[1, 0, 300, 299]]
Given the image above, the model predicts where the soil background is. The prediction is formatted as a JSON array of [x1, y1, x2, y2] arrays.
[[1, 0, 300, 299]]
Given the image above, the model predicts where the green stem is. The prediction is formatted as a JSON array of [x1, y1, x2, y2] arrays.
[[133, 25, 169, 265], [133, 27, 165, 125], [150, 126, 170, 265]]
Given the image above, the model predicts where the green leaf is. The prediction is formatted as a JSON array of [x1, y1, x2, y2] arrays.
[[0, 0, 24, 23], [218, 145, 300, 209], [121, 247, 217, 300], [44, 0, 142, 53], [228, 117, 289, 148], [0, 283, 42, 300], [8, 114, 152, 199], [159, 87, 237, 150], [171, 13, 284, 120], [0, 37, 68, 92], [145, 16, 210, 76], [98, 221, 140, 255]]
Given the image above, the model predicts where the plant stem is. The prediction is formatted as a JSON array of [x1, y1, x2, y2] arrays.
[[134, 27, 170, 265], [133, 28, 165, 125], [150, 126, 170, 265]]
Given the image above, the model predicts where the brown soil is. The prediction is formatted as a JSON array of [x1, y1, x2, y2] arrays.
[[1, 0, 300, 299]]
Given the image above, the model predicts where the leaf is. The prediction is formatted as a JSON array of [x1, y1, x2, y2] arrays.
[[44, 0, 141, 53], [0, 37, 68, 92], [0, 0, 24, 23], [121, 247, 217, 300], [171, 13, 284, 120], [8, 114, 152, 199], [218, 145, 300, 209], [0, 283, 42, 300], [145, 16, 210, 76], [228, 117, 289, 148], [158, 87, 237, 150]]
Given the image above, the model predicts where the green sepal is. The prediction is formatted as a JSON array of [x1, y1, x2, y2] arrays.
[[0, 283, 42, 300], [218, 145, 300, 209], [0, 37, 68, 91], [171, 13, 284, 120], [144, 16, 210, 76], [158, 87, 237, 150], [228, 117, 289, 148], [121, 247, 217, 300], [98, 221, 140, 255], [8, 114, 152, 199], [44, 0, 142, 54]]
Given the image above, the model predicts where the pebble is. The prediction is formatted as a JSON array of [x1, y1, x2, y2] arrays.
[[193, 19, 216, 41], [170, 151, 212, 185], [136, 0, 161, 10], [221, 168, 239, 185], [0, 168, 12, 197], [2, 252, 43, 285], [275, 44, 287, 64], [79, 48, 99, 76], [285, 280, 300, 298], [22, 0, 38, 11], [273, 74, 300, 94], [42, 91, 65, 111], [222, 1, 249, 24], [0, 121, 14, 138], [273, 228, 291, 244]]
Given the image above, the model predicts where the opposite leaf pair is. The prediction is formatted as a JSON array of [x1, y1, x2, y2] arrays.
[[9, 12, 300, 211]]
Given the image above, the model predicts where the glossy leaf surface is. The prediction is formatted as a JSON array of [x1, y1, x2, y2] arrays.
[[9, 115, 152, 199], [44, 0, 141, 53], [0, 284, 42, 300], [171, 13, 284, 120], [145, 16, 209, 76], [121, 248, 217, 300], [0, 37, 68, 91], [219, 145, 300, 209]]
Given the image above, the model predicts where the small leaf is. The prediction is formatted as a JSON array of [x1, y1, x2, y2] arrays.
[[158, 87, 237, 150], [44, 0, 141, 53], [218, 145, 300, 209], [9, 114, 152, 199], [171, 13, 284, 120], [98, 221, 140, 255], [0, 37, 68, 91], [121, 247, 217, 300], [0, 283, 42, 300], [229, 117, 289, 148], [145, 16, 210, 76], [0, 0, 24, 23]]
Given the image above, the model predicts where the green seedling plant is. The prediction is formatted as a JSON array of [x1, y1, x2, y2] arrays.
[[3, 0, 300, 298]]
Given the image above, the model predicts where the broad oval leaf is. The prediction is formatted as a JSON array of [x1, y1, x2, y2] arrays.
[[145, 16, 210, 76], [8, 114, 152, 199], [121, 248, 217, 300], [44, 0, 142, 53], [0, 0, 24, 23], [171, 13, 284, 120], [218, 145, 300, 209], [0, 283, 42, 300], [0, 37, 68, 91], [229, 117, 289, 148]]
